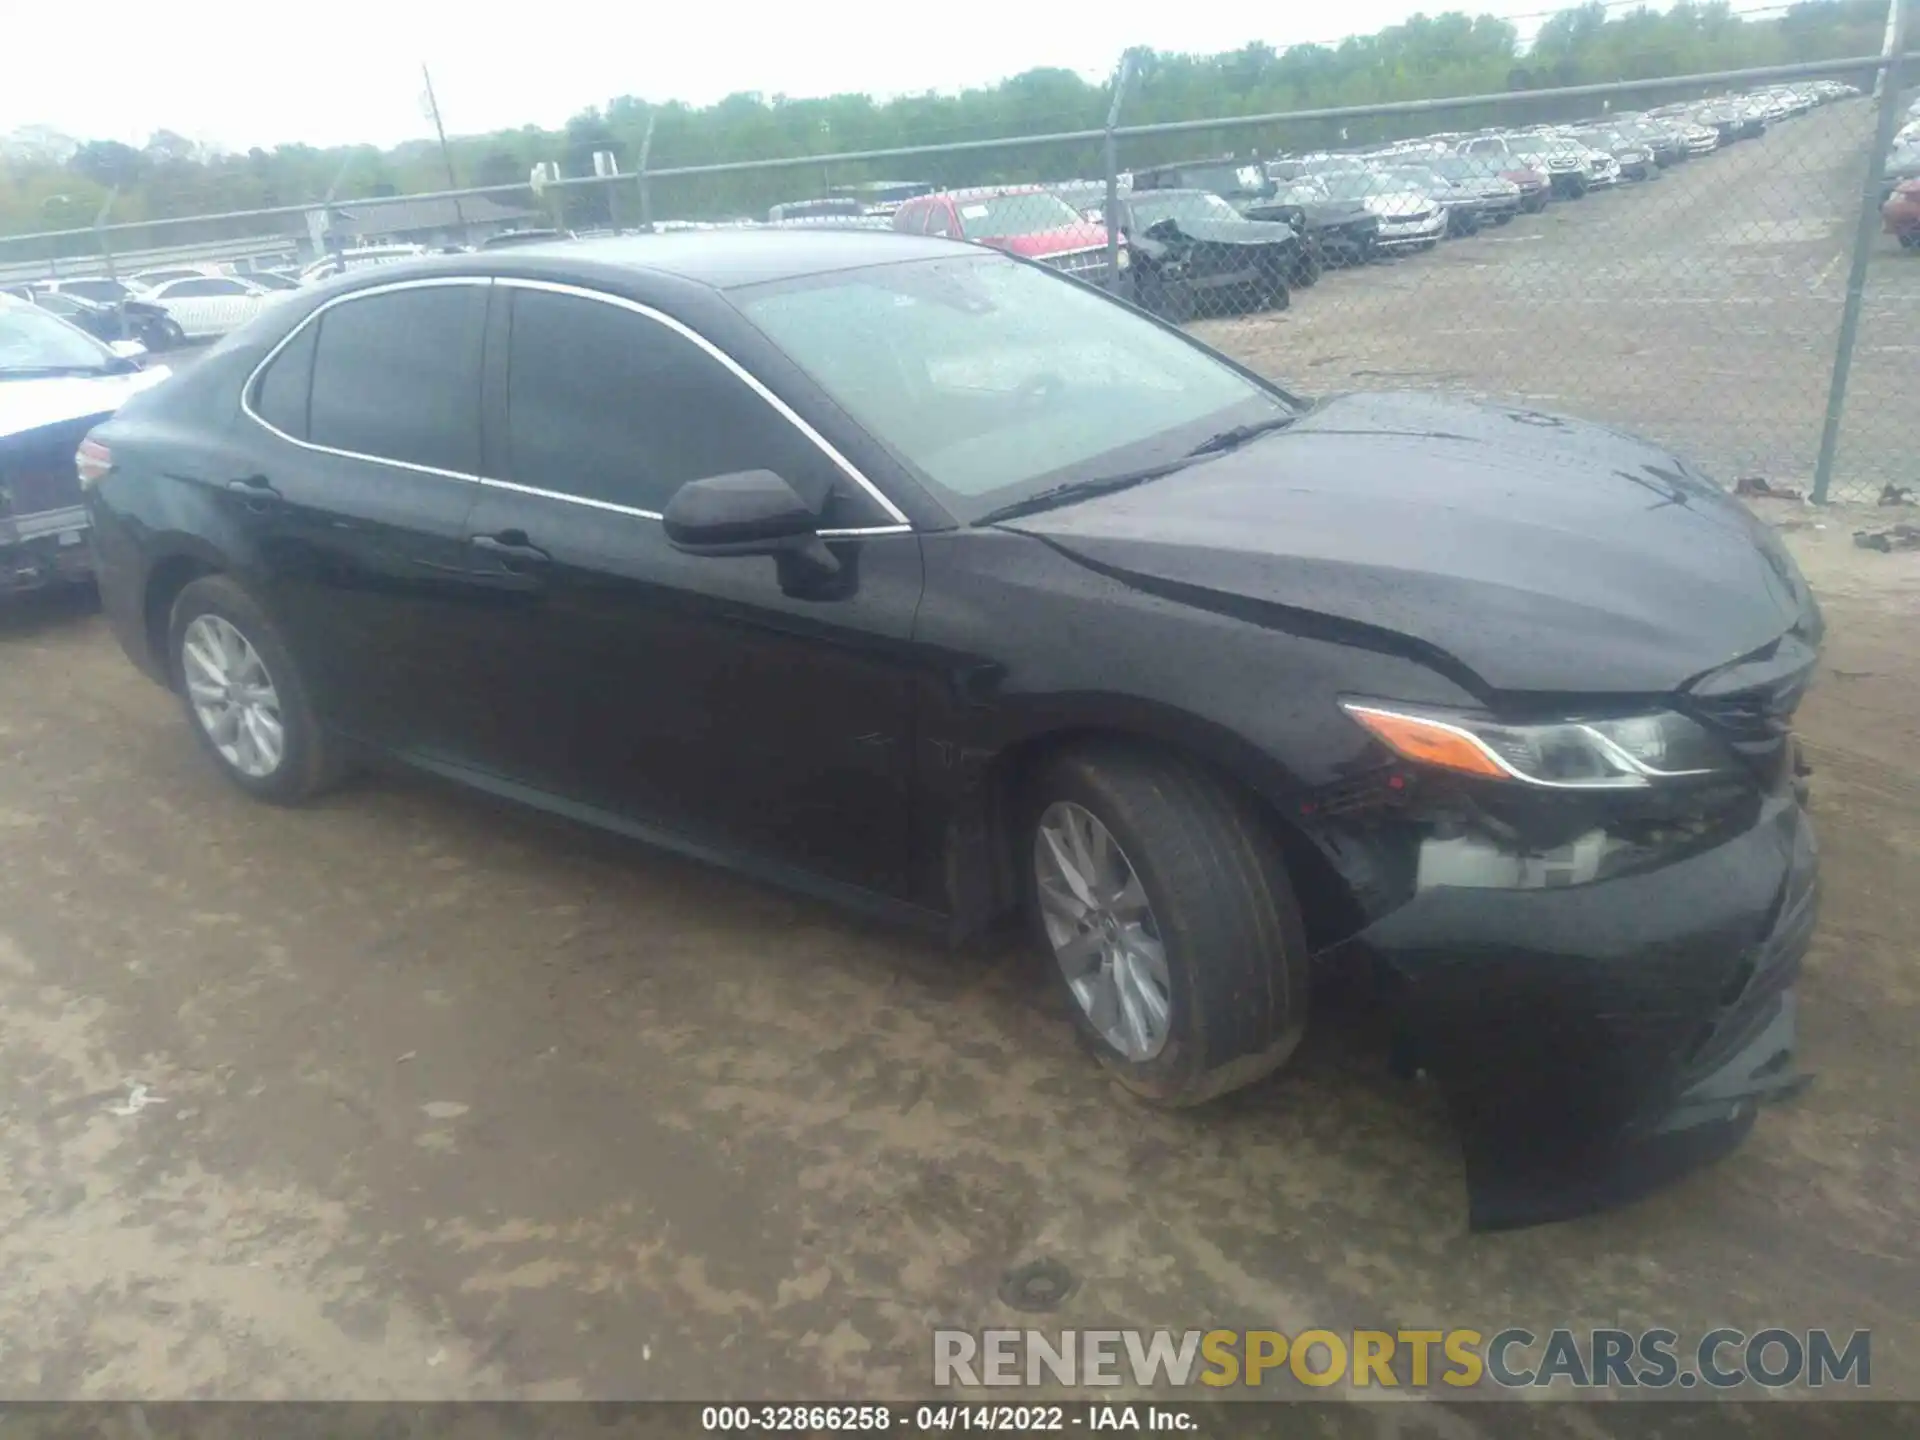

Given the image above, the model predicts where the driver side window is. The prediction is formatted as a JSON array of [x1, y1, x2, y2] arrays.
[[500, 287, 888, 527]]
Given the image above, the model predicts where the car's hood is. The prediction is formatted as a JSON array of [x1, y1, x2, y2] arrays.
[[1139, 216, 1295, 247], [999, 391, 1811, 697], [1365, 190, 1435, 215], [0, 367, 171, 441], [986, 225, 1108, 258], [1249, 198, 1371, 227]]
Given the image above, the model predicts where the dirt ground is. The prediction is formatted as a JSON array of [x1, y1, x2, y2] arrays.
[[3, 96, 1919, 1418], [0, 522, 1915, 1411]]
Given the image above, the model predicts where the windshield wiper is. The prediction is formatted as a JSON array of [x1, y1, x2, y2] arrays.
[[1182, 413, 1299, 458], [973, 413, 1300, 528], [972, 460, 1194, 527]]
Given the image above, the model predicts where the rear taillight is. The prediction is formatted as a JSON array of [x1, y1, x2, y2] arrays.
[[75, 436, 112, 489]]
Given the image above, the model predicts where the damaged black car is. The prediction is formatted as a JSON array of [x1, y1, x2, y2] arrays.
[[83, 234, 1819, 1229], [1104, 190, 1305, 318]]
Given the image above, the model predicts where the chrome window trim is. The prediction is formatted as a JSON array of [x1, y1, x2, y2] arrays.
[[493, 277, 911, 527], [239, 273, 915, 537], [240, 275, 495, 485]]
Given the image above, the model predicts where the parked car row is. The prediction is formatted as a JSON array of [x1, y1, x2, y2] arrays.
[[730, 80, 1866, 323]]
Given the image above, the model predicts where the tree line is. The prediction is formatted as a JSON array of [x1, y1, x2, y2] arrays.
[[0, 0, 1898, 247]]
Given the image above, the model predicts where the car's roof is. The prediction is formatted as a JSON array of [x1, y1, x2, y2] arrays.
[[353, 228, 964, 291]]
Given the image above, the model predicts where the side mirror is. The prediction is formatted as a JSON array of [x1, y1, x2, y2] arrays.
[[108, 339, 147, 361], [662, 469, 824, 558]]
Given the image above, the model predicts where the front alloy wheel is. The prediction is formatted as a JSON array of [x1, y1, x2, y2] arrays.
[[182, 614, 285, 778], [1036, 800, 1172, 1061], [1026, 744, 1310, 1106]]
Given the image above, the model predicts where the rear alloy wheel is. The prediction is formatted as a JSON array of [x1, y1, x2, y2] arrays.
[[1027, 745, 1310, 1106], [170, 574, 342, 803]]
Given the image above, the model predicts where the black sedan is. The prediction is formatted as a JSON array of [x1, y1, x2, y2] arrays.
[[83, 233, 1820, 1229]]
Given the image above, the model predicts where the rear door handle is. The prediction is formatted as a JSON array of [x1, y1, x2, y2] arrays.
[[470, 532, 551, 569]]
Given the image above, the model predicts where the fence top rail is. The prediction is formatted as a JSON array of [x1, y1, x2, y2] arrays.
[[4, 48, 1912, 247], [7, 179, 542, 246], [1108, 50, 1919, 141]]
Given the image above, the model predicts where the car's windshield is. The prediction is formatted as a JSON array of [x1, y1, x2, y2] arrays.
[[0, 302, 117, 375], [953, 193, 1084, 239], [1277, 178, 1332, 203], [1319, 172, 1391, 200], [1430, 156, 1488, 181], [62, 279, 130, 303], [1384, 167, 1445, 190], [735, 252, 1296, 514], [1168, 164, 1268, 195], [1127, 192, 1242, 228]]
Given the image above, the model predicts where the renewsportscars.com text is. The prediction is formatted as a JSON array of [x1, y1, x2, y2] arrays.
[[932, 1328, 1871, 1391]]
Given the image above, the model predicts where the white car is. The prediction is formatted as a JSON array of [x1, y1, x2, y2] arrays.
[[143, 274, 289, 340], [125, 264, 227, 292], [297, 245, 430, 285]]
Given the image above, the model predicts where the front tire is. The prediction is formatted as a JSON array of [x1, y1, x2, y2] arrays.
[[1026, 744, 1310, 1107], [169, 574, 342, 804]]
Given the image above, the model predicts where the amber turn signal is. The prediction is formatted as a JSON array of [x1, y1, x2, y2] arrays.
[[1341, 703, 1512, 780]]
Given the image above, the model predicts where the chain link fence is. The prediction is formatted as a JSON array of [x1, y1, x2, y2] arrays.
[[4, 53, 1915, 501]]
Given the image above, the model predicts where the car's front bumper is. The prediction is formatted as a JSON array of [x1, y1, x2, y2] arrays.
[[1373, 212, 1448, 248], [1356, 791, 1817, 1231], [1, 506, 94, 592]]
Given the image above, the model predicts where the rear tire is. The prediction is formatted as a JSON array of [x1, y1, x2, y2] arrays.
[[168, 574, 343, 805], [1025, 744, 1310, 1107]]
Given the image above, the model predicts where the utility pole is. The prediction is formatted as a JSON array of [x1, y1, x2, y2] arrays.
[[421, 63, 469, 238], [1874, 0, 1905, 99]]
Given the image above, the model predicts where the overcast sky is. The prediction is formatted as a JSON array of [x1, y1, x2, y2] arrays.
[[3, 1, 1571, 153]]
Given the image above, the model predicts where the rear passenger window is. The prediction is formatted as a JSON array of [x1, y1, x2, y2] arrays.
[[306, 285, 485, 474], [251, 320, 319, 440]]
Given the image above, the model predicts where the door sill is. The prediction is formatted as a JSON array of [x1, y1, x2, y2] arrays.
[[388, 749, 948, 934]]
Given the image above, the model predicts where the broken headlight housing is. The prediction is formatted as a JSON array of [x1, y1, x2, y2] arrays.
[[1340, 700, 1736, 790]]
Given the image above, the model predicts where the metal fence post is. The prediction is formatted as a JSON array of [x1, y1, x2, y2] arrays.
[[1104, 52, 1136, 293], [1812, 32, 1910, 502], [637, 113, 658, 233]]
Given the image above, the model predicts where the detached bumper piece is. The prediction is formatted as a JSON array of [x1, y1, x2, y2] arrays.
[[1360, 795, 1818, 1231]]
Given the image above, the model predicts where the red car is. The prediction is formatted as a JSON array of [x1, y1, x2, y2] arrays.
[[1885, 180, 1920, 250], [893, 186, 1117, 285]]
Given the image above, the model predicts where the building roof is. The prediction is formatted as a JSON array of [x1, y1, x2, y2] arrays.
[[327, 193, 539, 239]]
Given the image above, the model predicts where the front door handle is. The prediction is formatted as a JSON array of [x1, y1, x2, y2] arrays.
[[226, 475, 281, 512], [470, 532, 551, 569]]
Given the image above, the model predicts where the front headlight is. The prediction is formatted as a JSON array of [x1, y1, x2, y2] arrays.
[[1340, 700, 1734, 789]]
